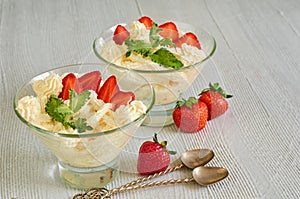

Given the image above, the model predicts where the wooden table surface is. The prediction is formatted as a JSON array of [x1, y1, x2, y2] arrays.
[[1, 0, 299, 198]]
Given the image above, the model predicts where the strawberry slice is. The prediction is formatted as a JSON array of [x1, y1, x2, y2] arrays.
[[97, 75, 119, 103], [58, 73, 80, 100], [113, 25, 130, 45], [78, 71, 102, 93], [138, 16, 153, 29], [174, 32, 201, 49], [111, 91, 135, 111], [158, 22, 179, 41]]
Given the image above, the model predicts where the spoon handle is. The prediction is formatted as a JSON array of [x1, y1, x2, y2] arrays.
[[73, 177, 195, 199], [73, 164, 184, 199], [120, 163, 184, 189]]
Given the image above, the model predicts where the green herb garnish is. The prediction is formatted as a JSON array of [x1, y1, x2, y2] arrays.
[[45, 90, 93, 133], [150, 48, 183, 69], [124, 22, 183, 69]]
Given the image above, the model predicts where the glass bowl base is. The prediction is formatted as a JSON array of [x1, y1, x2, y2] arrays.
[[58, 158, 119, 189], [142, 103, 175, 127]]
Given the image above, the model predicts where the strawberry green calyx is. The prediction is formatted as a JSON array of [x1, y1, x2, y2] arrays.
[[152, 133, 176, 155], [176, 97, 198, 109], [199, 82, 233, 98]]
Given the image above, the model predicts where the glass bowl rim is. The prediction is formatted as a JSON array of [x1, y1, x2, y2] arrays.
[[93, 21, 217, 74], [13, 63, 155, 138]]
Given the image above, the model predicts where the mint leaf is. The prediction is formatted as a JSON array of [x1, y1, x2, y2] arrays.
[[149, 22, 161, 47], [45, 90, 93, 133], [159, 38, 176, 48], [45, 95, 72, 125], [124, 39, 152, 57], [123, 20, 184, 69], [125, 39, 152, 51], [150, 48, 183, 69], [69, 89, 90, 113], [67, 118, 93, 133]]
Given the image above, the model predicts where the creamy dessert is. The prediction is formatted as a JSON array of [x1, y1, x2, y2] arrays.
[[16, 70, 147, 167], [97, 16, 210, 106]]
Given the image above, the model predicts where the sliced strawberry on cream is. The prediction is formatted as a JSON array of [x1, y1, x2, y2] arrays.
[[78, 71, 102, 93], [113, 25, 130, 45], [158, 22, 179, 41], [58, 73, 81, 100], [175, 32, 201, 49], [138, 16, 153, 30], [111, 91, 135, 111], [97, 75, 119, 103]]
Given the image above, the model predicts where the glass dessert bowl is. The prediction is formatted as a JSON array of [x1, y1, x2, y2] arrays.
[[13, 63, 154, 189], [93, 17, 216, 127]]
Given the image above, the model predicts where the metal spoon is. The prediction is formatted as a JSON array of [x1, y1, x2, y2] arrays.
[[73, 166, 229, 199], [180, 149, 215, 169], [192, 166, 229, 186]]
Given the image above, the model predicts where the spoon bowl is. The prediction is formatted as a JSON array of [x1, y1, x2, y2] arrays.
[[192, 166, 229, 186], [180, 149, 214, 169]]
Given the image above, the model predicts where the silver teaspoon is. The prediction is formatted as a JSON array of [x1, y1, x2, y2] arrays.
[[73, 166, 229, 199]]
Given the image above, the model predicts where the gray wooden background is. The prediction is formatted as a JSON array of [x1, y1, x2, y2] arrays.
[[1, 0, 299, 198]]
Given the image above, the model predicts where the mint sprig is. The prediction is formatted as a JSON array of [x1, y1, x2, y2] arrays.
[[150, 48, 183, 69], [124, 22, 183, 69], [45, 90, 93, 133]]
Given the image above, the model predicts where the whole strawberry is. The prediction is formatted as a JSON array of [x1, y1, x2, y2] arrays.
[[137, 134, 175, 175], [172, 97, 208, 133], [199, 83, 233, 120]]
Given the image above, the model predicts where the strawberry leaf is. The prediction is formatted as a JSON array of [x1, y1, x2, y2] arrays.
[[160, 141, 167, 148], [167, 150, 177, 155], [151, 133, 176, 155], [200, 82, 233, 98], [176, 97, 197, 109]]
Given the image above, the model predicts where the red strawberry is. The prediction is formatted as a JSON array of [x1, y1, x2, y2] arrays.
[[58, 73, 81, 100], [172, 97, 208, 133], [198, 83, 233, 120], [78, 71, 102, 93], [137, 134, 176, 175], [97, 75, 119, 103], [138, 16, 153, 29], [174, 32, 201, 49], [111, 91, 135, 111], [113, 25, 130, 45], [158, 22, 179, 41]]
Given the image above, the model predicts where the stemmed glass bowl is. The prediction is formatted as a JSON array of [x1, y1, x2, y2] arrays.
[[93, 21, 216, 127], [13, 63, 154, 188]]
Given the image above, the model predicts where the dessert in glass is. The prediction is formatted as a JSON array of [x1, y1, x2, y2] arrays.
[[93, 16, 216, 127], [13, 63, 154, 188]]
